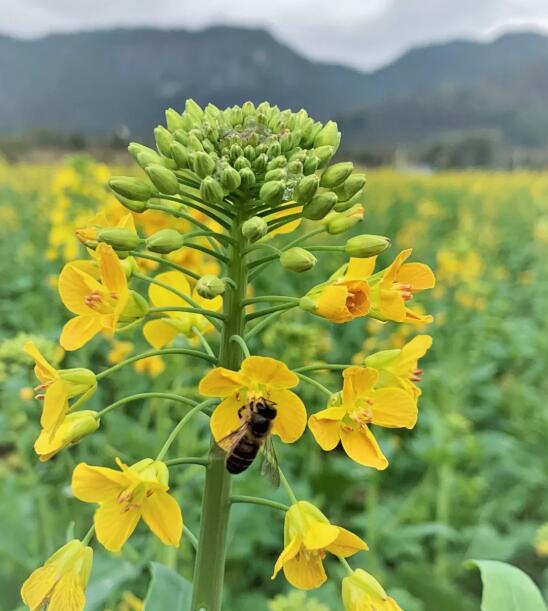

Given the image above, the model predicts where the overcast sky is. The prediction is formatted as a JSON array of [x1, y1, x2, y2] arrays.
[[1, 0, 548, 70]]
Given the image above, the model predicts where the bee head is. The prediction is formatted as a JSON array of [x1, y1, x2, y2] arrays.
[[254, 398, 277, 420]]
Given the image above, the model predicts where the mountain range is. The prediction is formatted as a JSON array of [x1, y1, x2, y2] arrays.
[[1, 26, 548, 153]]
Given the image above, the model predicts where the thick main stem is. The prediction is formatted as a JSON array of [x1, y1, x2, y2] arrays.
[[191, 209, 248, 611]]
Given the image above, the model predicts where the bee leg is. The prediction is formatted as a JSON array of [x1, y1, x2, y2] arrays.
[[237, 405, 246, 419]]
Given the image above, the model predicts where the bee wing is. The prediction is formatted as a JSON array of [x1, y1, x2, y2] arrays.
[[260, 436, 280, 488], [215, 424, 248, 456]]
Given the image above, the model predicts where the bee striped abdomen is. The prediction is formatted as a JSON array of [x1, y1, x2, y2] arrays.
[[226, 435, 261, 474]]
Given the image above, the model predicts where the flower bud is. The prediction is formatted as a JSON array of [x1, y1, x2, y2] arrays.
[[239, 168, 256, 188], [265, 168, 286, 182], [120, 290, 149, 321], [320, 162, 354, 188], [145, 229, 184, 253], [287, 160, 303, 175], [314, 145, 335, 169], [267, 155, 287, 171], [334, 189, 364, 212], [128, 142, 161, 164], [260, 180, 285, 207], [325, 204, 364, 234], [268, 142, 281, 158], [303, 155, 319, 175], [242, 216, 268, 242], [34, 411, 100, 461], [193, 151, 216, 178], [165, 108, 184, 132], [145, 164, 179, 195], [195, 275, 226, 299], [294, 175, 319, 205], [154, 125, 173, 157], [252, 153, 268, 173], [234, 156, 251, 171], [200, 176, 225, 204], [230, 144, 244, 161], [109, 177, 154, 201], [301, 120, 323, 148], [220, 166, 242, 193], [185, 98, 204, 120], [280, 247, 317, 272], [244, 145, 256, 161], [170, 142, 189, 168], [314, 120, 341, 152], [111, 193, 147, 213], [97, 228, 141, 251], [303, 192, 337, 220], [342, 173, 366, 199], [345, 235, 390, 258]]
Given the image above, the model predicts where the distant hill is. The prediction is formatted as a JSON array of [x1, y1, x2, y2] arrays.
[[1, 26, 548, 154]]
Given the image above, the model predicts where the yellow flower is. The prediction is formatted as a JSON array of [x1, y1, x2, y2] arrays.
[[76, 211, 137, 247], [342, 568, 402, 611], [21, 539, 93, 611], [34, 410, 99, 462], [58, 243, 129, 350], [134, 355, 165, 377], [19, 387, 34, 401], [302, 259, 371, 323], [72, 457, 182, 552], [199, 356, 307, 444], [272, 501, 367, 590], [367, 249, 435, 324], [108, 340, 134, 364], [24, 341, 96, 433], [364, 335, 433, 399], [308, 367, 416, 470], [143, 271, 222, 348]]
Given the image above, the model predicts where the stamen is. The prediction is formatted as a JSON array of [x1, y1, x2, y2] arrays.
[[410, 368, 424, 382]]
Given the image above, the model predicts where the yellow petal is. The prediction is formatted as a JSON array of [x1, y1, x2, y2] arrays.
[[48, 572, 85, 611], [35, 427, 65, 462], [371, 388, 418, 429], [60, 316, 103, 351], [58, 264, 102, 316], [71, 463, 127, 503], [398, 262, 435, 290], [94, 501, 141, 552], [378, 286, 407, 322], [210, 395, 241, 443], [148, 271, 190, 309], [398, 335, 433, 370], [269, 388, 307, 443], [315, 284, 354, 323], [326, 526, 368, 557], [342, 367, 378, 405], [303, 522, 340, 550], [383, 249, 412, 283], [41, 380, 69, 432], [340, 426, 388, 470], [272, 535, 302, 579], [21, 564, 57, 611], [308, 409, 344, 451], [346, 257, 376, 280], [143, 319, 179, 349], [240, 356, 299, 389], [199, 367, 245, 397], [141, 490, 183, 547], [404, 306, 434, 325], [97, 243, 127, 297], [283, 551, 327, 590], [24, 341, 57, 382]]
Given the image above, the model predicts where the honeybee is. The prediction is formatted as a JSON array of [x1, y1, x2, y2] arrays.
[[216, 396, 280, 486]]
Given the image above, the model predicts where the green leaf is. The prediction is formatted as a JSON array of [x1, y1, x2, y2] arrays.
[[144, 562, 192, 611], [466, 559, 547, 611]]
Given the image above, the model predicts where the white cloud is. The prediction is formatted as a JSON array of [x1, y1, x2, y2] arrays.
[[0, 0, 547, 69]]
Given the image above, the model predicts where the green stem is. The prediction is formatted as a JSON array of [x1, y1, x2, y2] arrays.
[[242, 243, 281, 256], [130, 252, 200, 280], [191, 326, 216, 359], [148, 306, 226, 322], [149, 195, 231, 228], [146, 203, 217, 235], [307, 246, 345, 252], [97, 392, 197, 418], [229, 334, 251, 359], [96, 348, 216, 380], [244, 311, 284, 342], [293, 364, 351, 373], [185, 230, 236, 247], [81, 524, 95, 546], [156, 399, 215, 461], [166, 457, 210, 467], [256, 202, 303, 218], [184, 242, 229, 263], [230, 495, 289, 512], [245, 302, 297, 322], [296, 372, 333, 397], [191, 206, 249, 611], [185, 526, 199, 552], [267, 213, 303, 231], [278, 468, 298, 505], [338, 556, 354, 575], [247, 253, 279, 269], [242, 296, 299, 306]]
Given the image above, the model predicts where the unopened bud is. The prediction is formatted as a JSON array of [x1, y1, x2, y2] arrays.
[[301, 121, 323, 148], [154, 125, 173, 157], [111, 193, 147, 213], [303, 155, 319, 175], [294, 175, 319, 205], [76, 226, 98, 247], [120, 290, 149, 321], [325, 204, 364, 235], [185, 98, 204, 120], [252, 153, 268, 173], [287, 160, 303, 175], [345, 234, 390, 258], [129, 143, 161, 165], [303, 192, 337, 220], [200, 176, 225, 204], [170, 142, 189, 168], [260, 180, 285, 207], [265, 168, 286, 182], [165, 108, 184, 132], [234, 156, 251, 171], [334, 189, 364, 212], [145, 229, 184, 254], [97, 228, 141, 251], [314, 145, 335, 169], [314, 121, 341, 153], [280, 248, 317, 272], [244, 145, 256, 161], [195, 275, 226, 299], [242, 216, 268, 242], [320, 162, 354, 188], [268, 142, 281, 158], [239, 168, 256, 188], [109, 177, 154, 201], [193, 151, 216, 178], [220, 166, 242, 193], [267, 155, 287, 171], [145, 164, 180, 195], [342, 173, 366, 199]]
